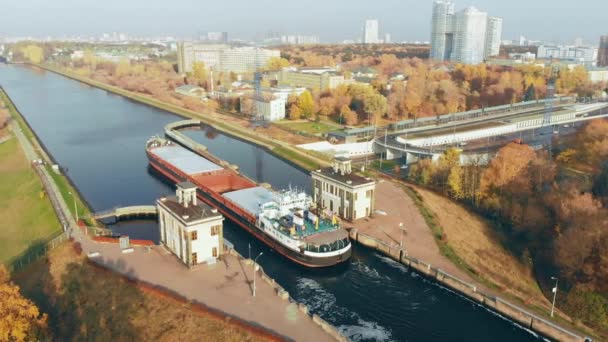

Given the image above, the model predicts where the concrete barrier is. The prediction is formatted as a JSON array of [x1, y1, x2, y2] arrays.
[[230, 247, 348, 341], [351, 234, 588, 341]]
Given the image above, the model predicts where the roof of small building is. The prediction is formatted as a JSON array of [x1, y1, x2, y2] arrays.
[[158, 196, 223, 223], [176, 84, 204, 92], [313, 167, 375, 187]]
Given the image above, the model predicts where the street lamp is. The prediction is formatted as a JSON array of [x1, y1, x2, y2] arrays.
[[550, 276, 559, 318], [253, 252, 264, 297], [68, 191, 78, 222], [399, 222, 405, 248]]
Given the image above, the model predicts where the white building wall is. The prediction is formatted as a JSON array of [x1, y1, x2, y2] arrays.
[[451, 7, 488, 64], [190, 224, 221, 262], [485, 17, 503, 58], [430, 1, 455, 60], [364, 20, 380, 44], [255, 98, 286, 121]]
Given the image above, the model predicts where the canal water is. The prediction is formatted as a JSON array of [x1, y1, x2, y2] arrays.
[[0, 65, 541, 342]]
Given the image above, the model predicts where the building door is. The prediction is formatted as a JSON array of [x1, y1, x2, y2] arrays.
[[212, 247, 218, 258], [191, 252, 198, 265]]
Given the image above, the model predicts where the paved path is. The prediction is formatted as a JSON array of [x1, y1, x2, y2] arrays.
[[78, 240, 333, 342], [10, 120, 335, 342], [350, 179, 475, 283]]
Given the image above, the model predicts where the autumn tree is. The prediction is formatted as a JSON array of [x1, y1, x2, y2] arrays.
[[115, 58, 131, 77], [296, 90, 316, 119], [289, 104, 302, 120], [0, 266, 47, 341], [339, 104, 358, 125], [191, 62, 208, 86], [22, 45, 44, 64], [266, 57, 290, 71]]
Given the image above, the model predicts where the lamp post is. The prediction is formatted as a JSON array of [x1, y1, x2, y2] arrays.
[[399, 222, 405, 248], [68, 191, 78, 222], [253, 252, 264, 297], [550, 276, 559, 318]]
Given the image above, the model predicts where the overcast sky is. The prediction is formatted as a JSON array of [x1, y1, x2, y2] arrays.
[[1, 0, 606, 43]]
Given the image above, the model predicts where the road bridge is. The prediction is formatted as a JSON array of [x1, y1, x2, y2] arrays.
[[375, 102, 608, 164]]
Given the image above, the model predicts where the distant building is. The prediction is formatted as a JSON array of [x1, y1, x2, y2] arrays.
[[364, 20, 380, 44], [485, 17, 503, 58], [598, 36, 608, 67], [277, 67, 346, 91], [157, 182, 224, 267], [177, 42, 280, 74], [203, 31, 228, 43], [311, 158, 376, 221], [384, 34, 392, 44], [255, 97, 286, 122], [280, 35, 320, 45], [430, 1, 503, 64], [175, 84, 206, 98], [588, 67, 608, 83], [537, 45, 598, 67]]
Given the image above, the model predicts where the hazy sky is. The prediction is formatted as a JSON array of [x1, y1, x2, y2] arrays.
[[2, 0, 607, 43]]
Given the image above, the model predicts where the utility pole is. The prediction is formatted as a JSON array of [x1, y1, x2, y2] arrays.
[[253, 252, 264, 297], [399, 222, 405, 248], [550, 276, 559, 318]]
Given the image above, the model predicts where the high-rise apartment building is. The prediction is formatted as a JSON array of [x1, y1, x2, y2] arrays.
[[430, 1, 502, 64], [598, 36, 608, 67], [430, 1, 455, 61], [177, 42, 280, 74], [364, 20, 380, 44], [485, 17, 503, 58]]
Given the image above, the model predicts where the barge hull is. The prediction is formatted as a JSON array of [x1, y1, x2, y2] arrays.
[[148, 152, 351, 268]]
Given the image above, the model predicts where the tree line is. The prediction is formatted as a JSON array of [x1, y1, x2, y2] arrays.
[[407, 120, 608, 333]]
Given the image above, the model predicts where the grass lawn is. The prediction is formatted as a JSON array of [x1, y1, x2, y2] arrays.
[[0, 137, 62, 265], [275, 121, 338, 135]]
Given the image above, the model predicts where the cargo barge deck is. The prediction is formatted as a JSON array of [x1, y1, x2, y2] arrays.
[[146, 137, 351, 267]]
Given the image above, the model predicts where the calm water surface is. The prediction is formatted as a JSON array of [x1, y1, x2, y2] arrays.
[[0, 65, 540, 342]]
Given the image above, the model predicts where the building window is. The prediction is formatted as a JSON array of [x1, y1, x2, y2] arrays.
[[212, 247, 218, 257], [192, 252, 198, 265], [211, 225, 220, 236], [366, 190, 372, 198], [354, 193, 358, 201], [191, 230, 198, 241]]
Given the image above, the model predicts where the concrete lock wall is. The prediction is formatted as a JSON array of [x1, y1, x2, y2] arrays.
[[229, 248, 348, 341], [349, 232, 588, 342]]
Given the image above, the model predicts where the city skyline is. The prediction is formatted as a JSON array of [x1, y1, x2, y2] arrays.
[[1, 0, 606, 43]]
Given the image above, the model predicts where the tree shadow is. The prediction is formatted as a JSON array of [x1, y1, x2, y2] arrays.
[[13, 242, 145, 341]]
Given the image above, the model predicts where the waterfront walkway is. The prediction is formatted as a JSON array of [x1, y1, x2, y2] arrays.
[[9, 112, 335, 342], [350, 179, 474, 283]]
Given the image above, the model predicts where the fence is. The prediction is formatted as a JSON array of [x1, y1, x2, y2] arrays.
[[7, 232, 69, 272], [349, 229, 589, 342]]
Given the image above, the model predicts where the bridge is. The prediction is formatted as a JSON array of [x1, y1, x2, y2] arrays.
[[91, 205, 158, 221], [375, 101, 608, 164]]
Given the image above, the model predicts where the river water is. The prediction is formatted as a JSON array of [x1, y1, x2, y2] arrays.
[[0, 65, 541, 342]]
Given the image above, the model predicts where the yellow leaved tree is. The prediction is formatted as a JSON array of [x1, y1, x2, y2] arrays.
[[0, 266, 47, 342]]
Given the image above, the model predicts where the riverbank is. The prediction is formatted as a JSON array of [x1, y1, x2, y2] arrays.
[[0, 87, 94, 227], [0, 83, 343, 341], [33, 63, 331, 172], [0, 134, 62, 266], [348, 173, 594, 341]]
